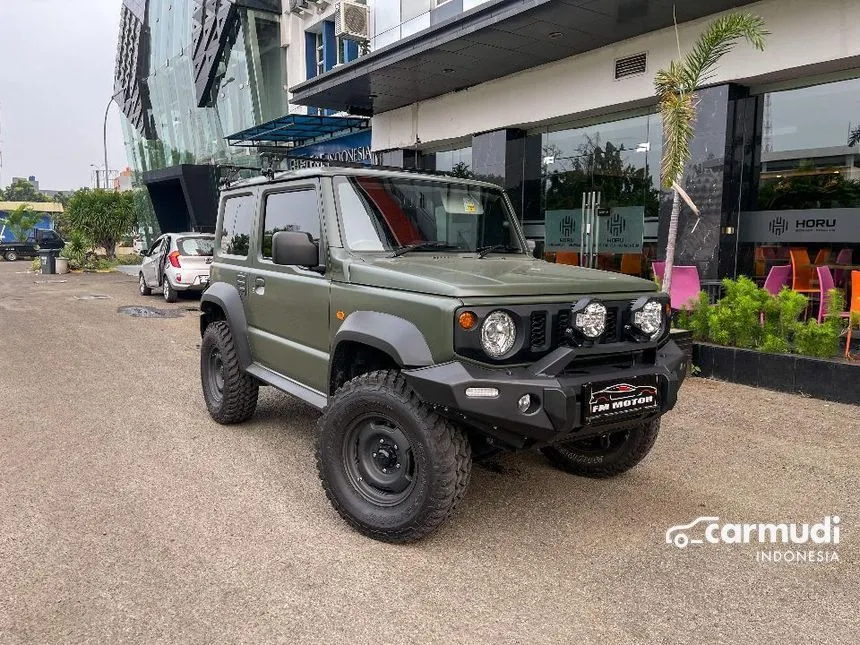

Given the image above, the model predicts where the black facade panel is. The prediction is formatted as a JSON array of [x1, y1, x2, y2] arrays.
[[143, 165, 218, 234]]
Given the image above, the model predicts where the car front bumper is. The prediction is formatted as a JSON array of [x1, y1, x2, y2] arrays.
[[403, 340, 687, 449]]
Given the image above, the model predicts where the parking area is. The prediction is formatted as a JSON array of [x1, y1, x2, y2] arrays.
[[1, 260, 858, 644]]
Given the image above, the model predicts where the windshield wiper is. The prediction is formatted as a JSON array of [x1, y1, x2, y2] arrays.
[[477, 244, 523, 259], [389, 242, 461, 257]]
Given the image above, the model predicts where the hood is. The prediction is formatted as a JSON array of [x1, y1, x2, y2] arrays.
[[346, 255, 657, 298]]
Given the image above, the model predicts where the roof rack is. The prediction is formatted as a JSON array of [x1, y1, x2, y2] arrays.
[[273, 154, 466, 179]]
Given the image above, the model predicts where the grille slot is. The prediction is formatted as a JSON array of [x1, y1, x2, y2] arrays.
[[529, 311, 548, 350], [615, 52, 647, 79]]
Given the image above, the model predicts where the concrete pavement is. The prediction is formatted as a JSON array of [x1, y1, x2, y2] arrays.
[[0, 260, 857, 644]]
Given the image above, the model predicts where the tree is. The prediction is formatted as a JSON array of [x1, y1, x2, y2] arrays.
[[2, 204, 41, 242], [655, 12, 767, 292], [2, 178, 51, 202], [64, 189, 135, 258]]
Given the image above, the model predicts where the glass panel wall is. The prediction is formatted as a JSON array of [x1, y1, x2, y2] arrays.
[[434, 146, 473, 177], [539, 113, 662, 277], [738, 76, 860, 288]]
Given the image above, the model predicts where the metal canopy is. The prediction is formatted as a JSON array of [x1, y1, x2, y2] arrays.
[[290, 0, 758, 115], [226, 113, 370, 147]]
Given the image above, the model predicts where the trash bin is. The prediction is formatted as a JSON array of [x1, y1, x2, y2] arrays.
[[39, 249, 59, 275], [55, 257, 69, 274]]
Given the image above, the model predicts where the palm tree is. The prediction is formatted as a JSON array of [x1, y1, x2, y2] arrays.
[[656, 12, 767, 293]]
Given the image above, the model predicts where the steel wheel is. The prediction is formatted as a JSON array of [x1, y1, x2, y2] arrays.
[[204, 346, 225, 408], [343, 414, 416, 506]]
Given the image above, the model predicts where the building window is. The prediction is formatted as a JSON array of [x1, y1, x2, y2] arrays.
[[435, 147, 473, 177], [315, 31, 325, 76]]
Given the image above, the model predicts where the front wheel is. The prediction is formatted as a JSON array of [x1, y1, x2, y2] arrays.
[[200, 321, 259, 424], [540, 418, 661, 478], [316, 370, 472, 543], [139, 273, 152, 296], [5, 250, 18, 262]]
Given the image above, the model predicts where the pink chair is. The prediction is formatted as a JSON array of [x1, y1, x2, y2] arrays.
[[833, 248, 852, 287], [670, 265, 701, 311], [817, 265, 836, 323], [763, 264, 791, 296], [652, 261, 665, 284]]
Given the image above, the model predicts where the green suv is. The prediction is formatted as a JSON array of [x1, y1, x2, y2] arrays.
[[199, 167, 686, 542]]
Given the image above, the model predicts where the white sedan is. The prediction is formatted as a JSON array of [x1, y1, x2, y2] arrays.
[[138, 233, 215, 302]]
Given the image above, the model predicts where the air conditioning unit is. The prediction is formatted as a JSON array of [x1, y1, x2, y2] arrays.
[[334, 1, 369, 42], [289, 0, 309, 14]]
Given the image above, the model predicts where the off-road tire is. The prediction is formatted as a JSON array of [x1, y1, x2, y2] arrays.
[[541, 418, 661, 478], [5, 250, 18, 262], [163, 275, 178, 303], [200, 321, 258, 424], [139, 273, 152, 296], [316, 370, 472, 543]]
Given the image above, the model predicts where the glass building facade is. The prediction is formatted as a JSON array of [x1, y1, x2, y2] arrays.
[[120, 0, 285, 174]]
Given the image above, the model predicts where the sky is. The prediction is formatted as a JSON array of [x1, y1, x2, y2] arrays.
[[0, 0, 127, 192]]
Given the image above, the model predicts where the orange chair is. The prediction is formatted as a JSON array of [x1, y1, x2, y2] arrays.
[[813, 248, 832, 266], [620, 254, 642, 276], [754, 247, 766, 278], [555, 251, 579, 266], [845, 271, 860, 358], [789, 247, 818, 294]]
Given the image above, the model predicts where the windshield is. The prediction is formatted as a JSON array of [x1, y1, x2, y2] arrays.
[[178, 236, 215, 256], [334, 176, 524, 254]]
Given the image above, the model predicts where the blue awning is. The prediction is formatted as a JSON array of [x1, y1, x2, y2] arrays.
[[226, 113, 369, 148]]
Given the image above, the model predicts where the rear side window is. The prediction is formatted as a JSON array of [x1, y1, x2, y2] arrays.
[[178, 237, 215, 256], [261, 189, 320, 259], [219, 194, 255, 257]]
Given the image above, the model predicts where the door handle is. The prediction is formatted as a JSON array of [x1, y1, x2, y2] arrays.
[[254, 276, 266, 295]]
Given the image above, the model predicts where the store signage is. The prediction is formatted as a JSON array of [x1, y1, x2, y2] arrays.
[[544, 210, 579, 251], [739, 209, 860, 243], [599, 206, 644, 254], [545, 207, 644, 253], [287, 130, 372, 169]]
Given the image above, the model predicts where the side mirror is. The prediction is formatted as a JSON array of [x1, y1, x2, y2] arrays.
[[272, 230, 319, 267]]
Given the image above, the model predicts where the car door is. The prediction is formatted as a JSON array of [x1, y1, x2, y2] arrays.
[[245, 182, 330, 394], [142, 237, 163, 285]]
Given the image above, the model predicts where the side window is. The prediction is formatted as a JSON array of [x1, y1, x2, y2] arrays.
[[261, 189, 320, 259], [220, 194, 255, 257]]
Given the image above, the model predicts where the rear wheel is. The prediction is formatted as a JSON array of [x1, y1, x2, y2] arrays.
[[5, 250, 18, 262], [163, 275, 178, 303], [200, 321, 258, 424], [540, 418, 661, 478], [139, 273, 152, 296], [316, 370, 472, 543]]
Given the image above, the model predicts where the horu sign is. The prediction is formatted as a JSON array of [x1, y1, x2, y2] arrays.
[[598, 206, 645, 254], [739, 208, 860, 243], [544, 210, 579, 251]]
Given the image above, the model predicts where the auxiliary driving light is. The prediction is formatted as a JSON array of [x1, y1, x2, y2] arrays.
[[631, 297, 666, 340], [572, 299, 607, 339]]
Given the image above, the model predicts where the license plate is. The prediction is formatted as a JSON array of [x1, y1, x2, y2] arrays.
[[199, 276, 209, 284], [584, 376, 659, 423]]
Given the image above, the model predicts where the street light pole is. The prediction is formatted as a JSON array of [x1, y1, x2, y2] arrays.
[[103, 97, 113, 190]]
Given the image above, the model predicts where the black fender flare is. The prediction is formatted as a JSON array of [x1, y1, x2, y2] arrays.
[[200, 282, 252, 369], [331, 311, 434, 371]]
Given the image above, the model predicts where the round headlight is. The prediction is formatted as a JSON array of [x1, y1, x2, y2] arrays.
[[574, 301, 607, 338], [481, 311, 516, 358], [634, 300, 665, 338]]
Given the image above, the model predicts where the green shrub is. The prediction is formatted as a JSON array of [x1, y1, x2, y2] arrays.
[[115, 253, 143, 266], [31, 257, 41, 272], [681, 276, 845, 359], [794, 319, 841, 358]]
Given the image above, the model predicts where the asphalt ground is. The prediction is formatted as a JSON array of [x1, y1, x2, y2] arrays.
[[1, 260, 858, 644]]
